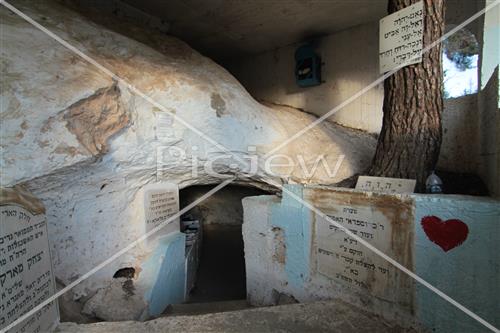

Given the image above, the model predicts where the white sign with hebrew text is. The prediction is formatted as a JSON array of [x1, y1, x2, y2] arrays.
[[143, 183, 179, 243], [379, 1, 424, 73], [0, 205, 59, 333], [355, 176, 416, 194]]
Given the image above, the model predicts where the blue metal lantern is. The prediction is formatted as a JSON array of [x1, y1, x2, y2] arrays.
[[295, 44, 322, 87]]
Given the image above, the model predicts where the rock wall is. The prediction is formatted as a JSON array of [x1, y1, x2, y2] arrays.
[[242, 185, 500, 332], [0, 0, 376, 321], [180, 185, 267, 226]]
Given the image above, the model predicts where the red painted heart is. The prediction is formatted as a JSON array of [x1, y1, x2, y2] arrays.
[[421, 216, 469, 252]]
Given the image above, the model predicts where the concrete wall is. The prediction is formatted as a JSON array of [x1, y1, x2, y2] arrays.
[[225, 22, 384, 134], [477, 0, 500, 197], [478, 67, 500, 197], [142, 232, 186, 318], [243, 184, 500, 332], [439, 94, 480, 173]]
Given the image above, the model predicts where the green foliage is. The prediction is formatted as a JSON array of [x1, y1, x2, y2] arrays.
[[442, 28, 479, 72]]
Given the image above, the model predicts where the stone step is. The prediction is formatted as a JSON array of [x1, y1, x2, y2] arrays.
[[56, 300, 419, 332], [163, 299, 251, 316]]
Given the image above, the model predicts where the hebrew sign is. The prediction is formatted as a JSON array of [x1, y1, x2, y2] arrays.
[[379, 1, 424, 73], [0, 194, 59, 333], [355, 176, 416, 194], [143, 183, 179, 242], [306, 189, 415, 310]]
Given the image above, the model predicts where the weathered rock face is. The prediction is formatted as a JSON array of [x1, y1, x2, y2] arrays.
[[63, 83, 129, 156], [0, 0, 375, 321], [55, 300, 416, 333]]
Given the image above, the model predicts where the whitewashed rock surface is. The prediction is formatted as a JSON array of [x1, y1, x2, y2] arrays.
[[0, 0, 375, 321], [55, 300, 416, 333]]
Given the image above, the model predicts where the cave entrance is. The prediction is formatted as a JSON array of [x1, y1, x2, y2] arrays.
[[178, 184, 269, 307]]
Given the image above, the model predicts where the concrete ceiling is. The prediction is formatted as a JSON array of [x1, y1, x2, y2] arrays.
[[122, 0, 388, 60]]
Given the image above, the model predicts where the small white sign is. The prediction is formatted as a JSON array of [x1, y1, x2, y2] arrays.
[[143, 183, 180, 242], [379, 1, 424, 73], [355, 176, 416, 194], [0, 205, 59, 333], [156, 112, 174, 141]]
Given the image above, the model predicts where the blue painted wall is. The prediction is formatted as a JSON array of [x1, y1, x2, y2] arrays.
[[141, 231, 186, 317], [264, 185, 500, 332], [271, 185, 312, 288], [414, 196, 500, 332]]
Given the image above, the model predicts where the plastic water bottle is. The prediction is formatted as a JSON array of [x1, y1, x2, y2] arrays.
[[426, 171, 443, 194]]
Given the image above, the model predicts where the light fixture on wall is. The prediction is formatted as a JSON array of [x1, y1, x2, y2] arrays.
[[295, 43, 322, 88]]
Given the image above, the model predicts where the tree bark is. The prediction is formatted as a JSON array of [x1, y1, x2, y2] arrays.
[[369, 0, 445, 192]]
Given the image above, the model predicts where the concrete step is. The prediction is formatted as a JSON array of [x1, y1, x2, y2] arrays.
[[163, 299, 251, 316], [56, 300, 419, 332]]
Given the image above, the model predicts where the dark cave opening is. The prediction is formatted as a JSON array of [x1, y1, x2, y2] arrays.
[[178, 184, 269, 305]]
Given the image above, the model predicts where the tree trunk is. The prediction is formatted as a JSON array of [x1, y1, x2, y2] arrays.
[[369, 0, 445, 192]]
